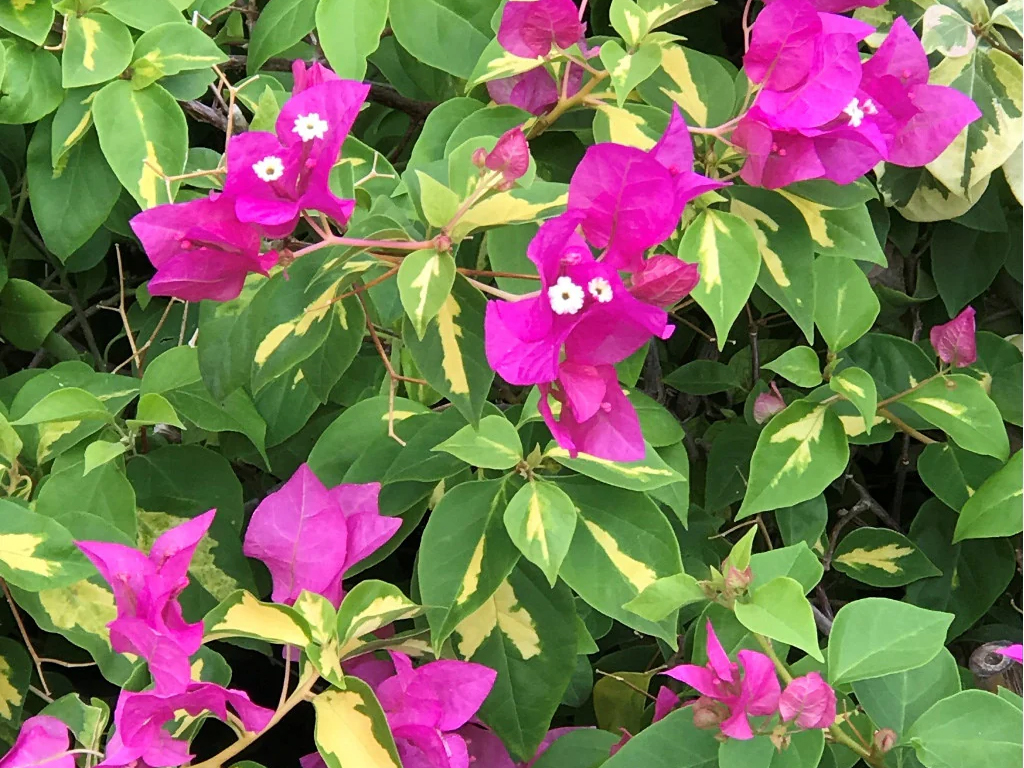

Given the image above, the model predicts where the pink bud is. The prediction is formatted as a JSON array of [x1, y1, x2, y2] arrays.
[[873, 728, 897, 753], [629, 255, 701, 307], [779, 672, 837, 730], [724, 565, 753, 594], [929, 306, 977, 367], [753, 382, 786, 424], [484, 127, 530, 185], [472, 147, 488, 168], [691, 697, 728, 729]]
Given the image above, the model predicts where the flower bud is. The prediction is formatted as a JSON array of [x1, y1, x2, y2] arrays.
[[724, 565, 753, 595], [483, 127, 530, 185], [629, 255, 701, 308], [873, 728, 897, 754], [753, 382, 786, 424], [435, 233, 453, 253], [472, 147, 488, 168], [779, 672, 837, 729], [691, 697, 727, 729], [929, 306, 977, 367]]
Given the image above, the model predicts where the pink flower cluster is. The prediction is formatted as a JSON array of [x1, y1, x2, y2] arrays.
[[131, 62, 368, 302], [487, 0, 593, 116], [485, 108, 717, 461], [665, 621, 836, 739], [735, 0, 981, 188]]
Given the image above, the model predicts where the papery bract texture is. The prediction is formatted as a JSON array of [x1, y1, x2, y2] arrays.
[[0, 716, 74, 768], [779, 672, 837, 729], [753, 382, 787, 424], [487, 65, 582, 115], [77, 511, 214, 694], [498, 0, 585, 58], [629, 254, 700, 308], [243, 463, 400, 607], [292, 60, 340, 93], [131, 193, 276, 303], [485, 127, 531, 185], [930, 306, 977, 367]]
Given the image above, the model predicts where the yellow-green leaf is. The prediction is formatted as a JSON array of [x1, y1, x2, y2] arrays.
[[204, 590, 313, 647], [897, 374, 1009, 460], [63, 12, 133, 88], [502, 479, 577, 586], [312, 683, 402, 768], [397, 248, 456, 339]]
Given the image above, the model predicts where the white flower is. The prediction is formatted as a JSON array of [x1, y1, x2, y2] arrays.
[[252, 155, 284, 182], [863, 98, 878, 115], [292, 112, 329, 142], [587, 277, 613, 303], [548, 276, 585, 315], [843, 98, 865, 128]]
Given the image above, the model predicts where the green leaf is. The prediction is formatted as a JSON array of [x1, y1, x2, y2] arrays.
[[763, 347, 822, 388], [434, 414, 523, 470], [734, 576, 822, 661], [928, 49, 1023, 198], [602, 708, 720, 766], [10, 388, 113, 425], [546, 442, 685, 492], [833, 527, 941, 588], [622, 572, 705, 622], [37, 448, 139, 540], [93, 80, 188, 208], [737, 400, 849, 519], [83, 441, 128, 475], [403, 276, 494, 426], [609, 0, 650, 46], [730, 187, 816, 343], [454, 562, 577, 759], [839, 333, 938, 400], [312, 681, 402, 768], [418, 478, 520, 652], [503, 479, 577, 587], [204, 590, 313, 646], [749, 542, 823, 595], [397, 247, 457, 338], [0, 636, 30, 726], [719, 737, 775, 768], [63, 12, 133, 88], [918, 442, 1001, 511], [931, 222, 1009, 315], [131, 21, 229, 88], [558, 477, 684, 645], [0, 278, 71, 350], [101, 0, 185, 30], [664, 359, 744, 395], [908, 690, 1022, 768], [449, 181, 568, 241], [0, 500, 93, 591], [0, 0, 54, 44], [336, 580, 421, 652], [317, 0, 388, 80], [0, 43, 62, 125], [637, 45, 734, 128], [27, 116, 120, 260], [852, 649, 961, 736], [389, 0, 491, 80], [129, 392, 184, 430], [247, 0, 317, 75], [600, 40, 662, 107], [530, 729, 621, 768], [827, 598, 954, 684], [953, 450, 1023, 542], [829, 367, 878, 435], [897, 375, 1009, 460], [922, 4, 977, 57], [777, 190, 887, 266], [638, 0, 716, 28], [813, 258, 880, 353], [679, 210, 761, 351]]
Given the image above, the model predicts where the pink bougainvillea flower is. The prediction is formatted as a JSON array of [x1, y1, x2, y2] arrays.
[[351, 652, 496, 768], [0, 716, 74, 768], [664, 620, 781, 740], [130, 193, 277, 303], [291, 60, 339, 93], [487, 64, 583, 116], [744, 0, 822, 92], [484, 127, 531, 186], [243, 463, 400, 608], [98, 683, 273, 768], [460, 723, 516, 768], [568, 109, 723, 271], [517, 728, 581, 768], [753, 382, 787, 424], [779, 672, 837, 729], [930, 306, 978, 367], [538, 361, 646, 462], [732, 114, 827, 189], [995, 644, 1024, 664], [629, 254, 701, 308], [485, 214, 672, 386], [498, 0, 586, 58], [224, 78, 368, 238], [77, 511, 215, 694], [793, 0, 886, 11], [653, 685, 683, 722]]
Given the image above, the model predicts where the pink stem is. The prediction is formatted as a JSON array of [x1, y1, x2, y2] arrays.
[[291, 235, 434, 259]]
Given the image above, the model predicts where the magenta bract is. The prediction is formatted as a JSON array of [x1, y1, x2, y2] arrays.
[[754, 382, 787, 424], [498, 0, 585, 59], [0, 716, 74, 768], [629, 254, 701, 308], [779, 671, 837, 729], [243, 463, 400, 607], [487, 64, 583, 116], [485, 127, 531, 185], [930, 306, 978, 367]]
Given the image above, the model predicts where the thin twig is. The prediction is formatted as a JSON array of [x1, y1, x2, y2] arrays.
[[113, 246, 142, 374], [57, 268, 106, 370], [2, 581, 49, 696], [843, 474, 903, 532], [878, 408, 939, 445]]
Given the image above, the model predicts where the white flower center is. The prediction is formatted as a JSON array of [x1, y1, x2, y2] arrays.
[[587, 277, 613, 303], [843, 98, 865, 128], [862, 98, 878, 116], [548, 276, 585, 315], [292, 112, 329, 142], [253, 155, 284, 182]]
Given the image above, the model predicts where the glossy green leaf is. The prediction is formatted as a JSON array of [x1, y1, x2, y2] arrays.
[[813, 258, 880, 353], [10, 388, 113, 425], [503, 479, 577, 586], [908, 690, 1022, 768], [398, 247, 457, 338], [953, 451, 1023, 541], [852, 648, 961, 736], [63, 12, 133, 88], [749, 542, 823, 595], [664, 359, 744, 395], [546, 442, 684, 492], [247, 0, 317, 74], [833, 527, 940, 588], [317, 0, 389, 80], [897, 375, 1009, 460], [131, 21, 229, 87], [829, 367, 878, 435], [602, 708, 720, 766], [312, 680, 402, 768], [734, 576, 822, 661], [622, 571, 705, 622], [0, 43, 62, 124], [764, 346, 822, 388], [389, 0, 491, 80]]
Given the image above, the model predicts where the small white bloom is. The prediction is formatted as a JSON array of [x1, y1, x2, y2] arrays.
[[863, 98, 878, 115], [292, 112, 329, 142], [252, 155, 284, 182], [843, 98, 865, 128], [587, 277, 613, 303], [548, 276, 585, 315]]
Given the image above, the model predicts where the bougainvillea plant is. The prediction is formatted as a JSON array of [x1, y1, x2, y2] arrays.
[[0, 0, 1021, 766]]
